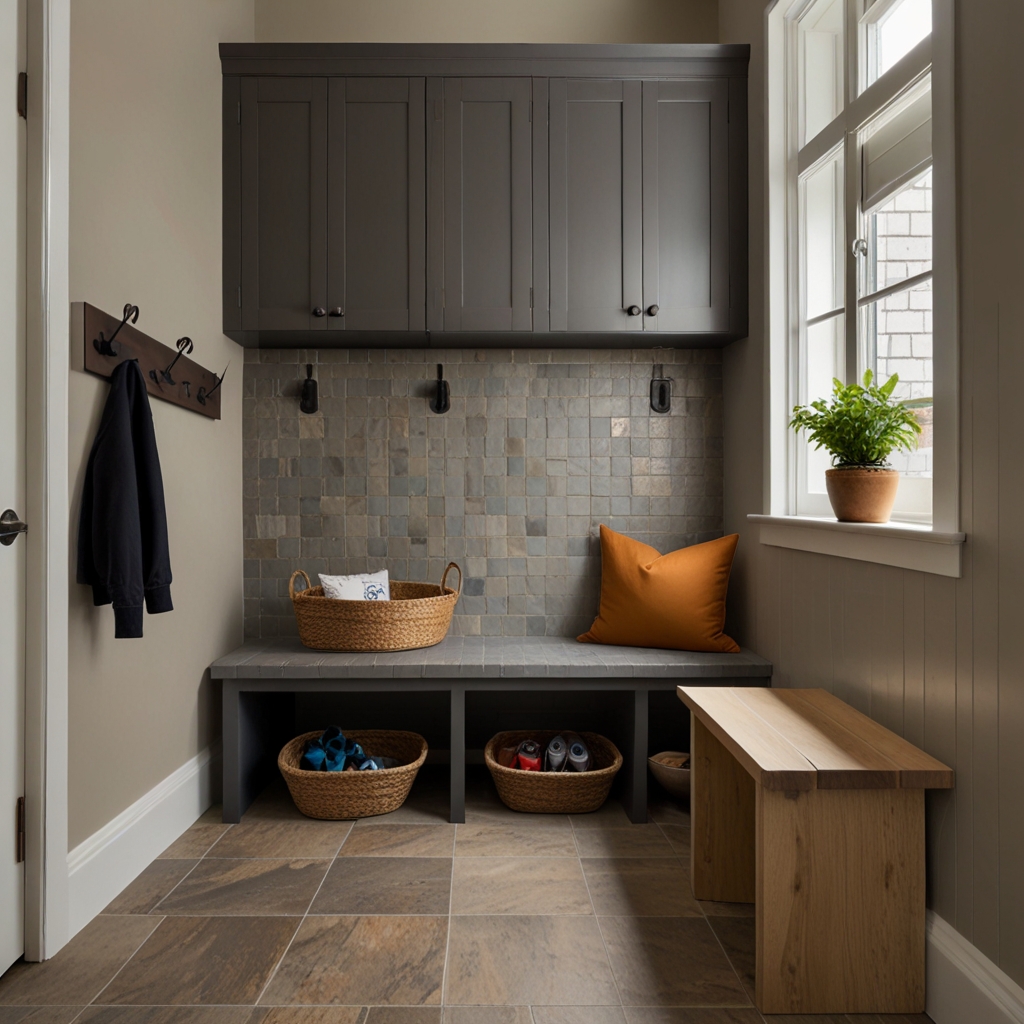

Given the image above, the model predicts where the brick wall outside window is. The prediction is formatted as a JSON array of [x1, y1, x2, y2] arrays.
[[870, 169, 933, 476]]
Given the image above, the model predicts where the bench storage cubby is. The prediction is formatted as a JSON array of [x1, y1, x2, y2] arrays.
[[211, 635, 773, 823]]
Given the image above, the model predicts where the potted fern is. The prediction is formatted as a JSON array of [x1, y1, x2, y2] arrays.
[[790, 371, 922, 523]]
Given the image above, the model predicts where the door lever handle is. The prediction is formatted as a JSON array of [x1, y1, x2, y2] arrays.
[[0, 509, 27, 546]]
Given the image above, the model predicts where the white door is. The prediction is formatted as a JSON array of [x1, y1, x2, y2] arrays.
[[0, 0, 27, 974]]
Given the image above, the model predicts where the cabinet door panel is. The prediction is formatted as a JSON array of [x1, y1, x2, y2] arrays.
[[642, 79, 729, 333], [328, 78, 426, 332], [549, 78, 642, 333], [442, 78, 531, 332], [240, 77, 328, 332]]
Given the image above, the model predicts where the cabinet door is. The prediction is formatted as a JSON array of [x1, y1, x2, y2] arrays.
[[327, 78, 426, 332], [440, 78, 532, 331], [549, 79, 643, 333], [642, 79, 730, 333], [240, 78, 328, 332]]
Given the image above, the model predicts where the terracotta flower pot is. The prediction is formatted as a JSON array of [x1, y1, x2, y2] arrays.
[[825, 467, 899, 523]]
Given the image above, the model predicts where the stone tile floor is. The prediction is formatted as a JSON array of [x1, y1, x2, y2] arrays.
[[0, 766, 932, 1024]]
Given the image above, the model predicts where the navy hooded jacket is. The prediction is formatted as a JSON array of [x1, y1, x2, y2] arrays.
[[77, 359, 173, 637]]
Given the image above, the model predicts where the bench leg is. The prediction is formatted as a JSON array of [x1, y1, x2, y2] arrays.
[[449, 685, 465, 824], [223, 682, 241, 823], [223, 686, 293, 824], [690, 715, 756, 902], [622, 688, 649, 824], [755, 786, 925, 1014]]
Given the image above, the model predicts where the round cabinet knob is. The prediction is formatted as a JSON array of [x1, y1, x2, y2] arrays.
[[626, 305, 642, 316], [647, 304, 660, 317], [312, 307, 327, 318], [329, 307, 345, 317]]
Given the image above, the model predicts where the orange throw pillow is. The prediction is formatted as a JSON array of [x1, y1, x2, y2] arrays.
[[578, 526, 740, 653]]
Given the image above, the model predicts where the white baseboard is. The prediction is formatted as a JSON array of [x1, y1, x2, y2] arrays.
[[928, 910, 1024, 1024], [66, 743, 221, 938]]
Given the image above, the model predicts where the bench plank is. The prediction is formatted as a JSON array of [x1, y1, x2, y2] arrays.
[[736, 688, 903, 789], [788, 688, 954, 789], [678, 686, 817, 791]]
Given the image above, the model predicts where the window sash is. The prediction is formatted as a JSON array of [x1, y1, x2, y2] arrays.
[[785, 0, 938, 523]]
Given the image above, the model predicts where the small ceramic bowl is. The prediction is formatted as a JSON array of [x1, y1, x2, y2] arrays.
[[648, 750, 691, 801]]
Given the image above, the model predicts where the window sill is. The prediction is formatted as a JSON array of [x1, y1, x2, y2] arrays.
[[747, 514, 965, 577]]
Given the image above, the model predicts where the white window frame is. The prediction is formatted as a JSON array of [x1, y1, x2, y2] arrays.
[[754, 0, 964, 578]]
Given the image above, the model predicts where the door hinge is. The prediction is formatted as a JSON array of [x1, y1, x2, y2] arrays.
[[16, 797, 25, 863], [237, 285, 242, 308], [17, 72, 26, 119], [529, 101, 533, 123], [237, 101, 241, 125], [529, 286, 534, 308]]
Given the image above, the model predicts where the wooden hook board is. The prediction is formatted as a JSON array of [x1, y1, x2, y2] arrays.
[[81, 302, 223, 420]]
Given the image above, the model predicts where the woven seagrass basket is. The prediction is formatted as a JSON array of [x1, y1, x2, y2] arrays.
[[484, 730, 622, 814], [288, 562, 462, 652], [278, 729, 428, 819]]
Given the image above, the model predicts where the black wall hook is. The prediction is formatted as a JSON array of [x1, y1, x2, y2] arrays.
[[429, 363, 450, 414], [196, 365, 228, 407], [150, 336, 193, 387], [94, 302, 139, 356], [650, 363, 673, 414], [299, 364, 319, 414]]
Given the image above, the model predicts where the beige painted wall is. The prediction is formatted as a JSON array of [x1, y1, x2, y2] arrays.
[[67, 0, 253, 849], [720, 0, 1024, 986], [255, 0, 717, 43]]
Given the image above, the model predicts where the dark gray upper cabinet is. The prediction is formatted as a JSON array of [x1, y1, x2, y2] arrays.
[[642, 79, 731, 334], [434, 77, 533, 332], [327, 78, 425, 332], [222, 44, 749, 347], [239, 77, 328, 333], [549, 79, 643, 333]]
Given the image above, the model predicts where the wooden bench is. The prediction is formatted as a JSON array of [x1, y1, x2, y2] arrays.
[[210, 636, 773, 824], [677, 685, 954, 1016]]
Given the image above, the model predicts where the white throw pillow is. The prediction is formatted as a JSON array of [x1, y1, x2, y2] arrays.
[[319, 569, 390, 601]]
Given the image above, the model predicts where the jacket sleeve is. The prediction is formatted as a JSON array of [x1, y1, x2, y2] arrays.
[[76, 360, 147, 637], [126, 362, 173, 617]]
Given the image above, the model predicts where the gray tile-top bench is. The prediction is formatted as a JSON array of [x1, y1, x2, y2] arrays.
[[210, 635, 773, 824]]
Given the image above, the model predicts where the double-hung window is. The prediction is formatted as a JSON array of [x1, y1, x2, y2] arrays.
[[761, 0, 961, 575]]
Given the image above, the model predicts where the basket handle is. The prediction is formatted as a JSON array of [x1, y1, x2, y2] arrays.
[[440, 561, 462, 597], [289, 569, 312, 600]]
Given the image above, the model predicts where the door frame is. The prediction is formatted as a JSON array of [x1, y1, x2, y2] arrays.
[[22, 0, 70, 961]]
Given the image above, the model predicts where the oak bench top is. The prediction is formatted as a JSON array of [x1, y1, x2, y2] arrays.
[[677, 685, 954, 791]]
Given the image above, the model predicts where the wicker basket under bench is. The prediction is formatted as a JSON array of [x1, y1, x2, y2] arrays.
[[485, 730, 622, 813], [278, 729, 428, 819]]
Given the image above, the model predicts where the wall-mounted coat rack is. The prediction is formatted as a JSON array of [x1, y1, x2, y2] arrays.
[[80, 302, 225, 420]]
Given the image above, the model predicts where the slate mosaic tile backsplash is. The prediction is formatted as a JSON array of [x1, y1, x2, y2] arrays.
[[243, 348, 724, 639]]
